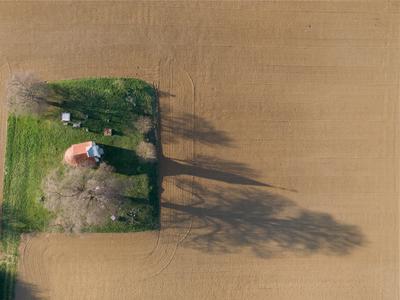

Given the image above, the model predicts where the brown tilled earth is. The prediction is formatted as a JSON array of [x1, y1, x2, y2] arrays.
[[0, 1, 399, 300]]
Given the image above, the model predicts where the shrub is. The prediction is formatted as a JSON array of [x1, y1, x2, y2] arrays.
[[136, 141, 157, 163], [7, 72, 49, 115], [135, 116, 152, 134]]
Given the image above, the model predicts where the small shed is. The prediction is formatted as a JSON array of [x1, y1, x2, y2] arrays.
[[64, 141, 104, 167], [104, 128, 113, 136], [61, 112, 71, 122]]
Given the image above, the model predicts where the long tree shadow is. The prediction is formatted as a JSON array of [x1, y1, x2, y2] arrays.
[[14, 279, 43, 300], [100, 144, 157, 178], [157, 90, 176, 98], [156, 89, 294, 189], [99, 144, 159, 219], [0, 269, 42, 300], [155, 87, 363, 258], [100, 144, 141, 176], [160, 154, 297, 192], [161, 112, 233, 147], [162, 178, 364, 258]]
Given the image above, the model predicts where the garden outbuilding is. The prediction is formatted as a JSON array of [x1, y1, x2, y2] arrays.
[[64, 141, 104, 167]]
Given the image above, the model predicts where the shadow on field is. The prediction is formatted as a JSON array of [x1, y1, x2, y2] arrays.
[[157, 90, 176, 98], [162, 178, 364, 258], [0, 269, 41, 300], [160, 155, 296, 192], [161, 112, 233, 147], [156, 88, 363, 257], [14, 280, 42, 300]]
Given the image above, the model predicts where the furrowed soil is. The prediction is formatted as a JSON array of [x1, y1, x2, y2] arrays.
[[0, 2, 398, 299]]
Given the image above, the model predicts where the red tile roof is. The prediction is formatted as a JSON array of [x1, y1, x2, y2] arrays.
[[64, 141, 97, 167]]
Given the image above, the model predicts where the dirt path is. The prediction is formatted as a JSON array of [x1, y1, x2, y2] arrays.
[[0, 2, 398, 299]]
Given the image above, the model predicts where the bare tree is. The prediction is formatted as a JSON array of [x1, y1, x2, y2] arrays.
[[43, 163, 127, 233], [136, 141, 157, 163], [134, 116, 153, 134], [7, 72, 50, 115]]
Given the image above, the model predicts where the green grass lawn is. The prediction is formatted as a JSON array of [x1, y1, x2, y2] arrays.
[[48, 78, 155, 135], [0, 78, 159, 300]]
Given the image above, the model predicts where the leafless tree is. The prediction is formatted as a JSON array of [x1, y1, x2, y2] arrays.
[[136, 141, 157, 163], [134, 116, 152, 134], [43, 163, 127, 233], [7, 72, 50, 115]]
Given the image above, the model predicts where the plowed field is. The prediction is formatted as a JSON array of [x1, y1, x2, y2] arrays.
[[0, 2, 398, 299]]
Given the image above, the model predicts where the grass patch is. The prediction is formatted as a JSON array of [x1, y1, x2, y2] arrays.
[[47, 78, 156, 135], [0, 78, 159, 299]]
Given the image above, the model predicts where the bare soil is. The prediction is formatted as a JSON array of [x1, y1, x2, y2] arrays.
[[0, 2, 398, 299]]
